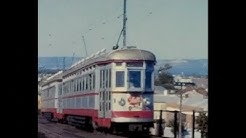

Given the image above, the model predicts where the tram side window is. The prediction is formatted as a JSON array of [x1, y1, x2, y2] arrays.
[[99, 92, 102, 111], [63, 84, 65, 94], [76, 79, 79, 92], [82, 78, 85, 91], [71, 80, 74, 92], [108, 91, 111, 110], [68, 82, 70, 93], [59, 85, 62, 95], [73, 80, 75, 92], [69, 81, 71, 93], [109, 69, 111, 88], [92, 73, 95, 90], [100, 70, 102, 88], [116, 71, 125, 87], [46, 89, 49, 97], [79, 79, 82, 91], [65, 83, 68, 94], [89, 74, 92, 90], [145, 71, 152, 89], [102, 70, 105, 88], [105, 70, 108, 88], [73, 80, 76, 92], [85, 76, 88, 90], [51, 87, 53, 97]]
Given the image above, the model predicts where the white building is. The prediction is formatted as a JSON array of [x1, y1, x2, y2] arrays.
[[174, 75, 193, 83]]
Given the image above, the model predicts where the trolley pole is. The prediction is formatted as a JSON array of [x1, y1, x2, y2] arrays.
[[123, 0, 127, 47]]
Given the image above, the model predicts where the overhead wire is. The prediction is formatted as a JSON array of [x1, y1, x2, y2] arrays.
[[69, 4, 123, 58]]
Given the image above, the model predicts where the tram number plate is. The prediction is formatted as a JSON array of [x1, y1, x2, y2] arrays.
[[129, 124, 142, 131]]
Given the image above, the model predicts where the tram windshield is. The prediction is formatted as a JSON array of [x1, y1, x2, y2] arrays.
[[128, 70, 141, 88]]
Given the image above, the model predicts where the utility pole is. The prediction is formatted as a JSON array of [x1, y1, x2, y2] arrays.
[[192, 110, 195, 138], [174, 111, 178, 138], [179, 93, 183, 138], [179, 84, 183, 138], [158, 110, 163, 137]]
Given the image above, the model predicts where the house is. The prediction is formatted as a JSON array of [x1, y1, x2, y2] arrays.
[[174, 82, 196, 90], [154, 85, 176, 95], [192, 77, 208, 89], [174, 75, 193, 83], [153, 86, 208, 129], [154, 86, 167, 94]]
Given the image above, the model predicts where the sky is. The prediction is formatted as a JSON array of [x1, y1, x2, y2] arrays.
[[38, 0, 208, 60]]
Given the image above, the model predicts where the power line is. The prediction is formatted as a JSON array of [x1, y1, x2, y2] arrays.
[[68, 5, 122, 56]]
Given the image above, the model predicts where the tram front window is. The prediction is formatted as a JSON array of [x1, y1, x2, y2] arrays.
[[128, 71, 141, 88]]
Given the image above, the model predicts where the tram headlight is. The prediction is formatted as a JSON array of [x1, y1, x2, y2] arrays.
[[118, 98, 126, 106], [143, 98, 151, 105]]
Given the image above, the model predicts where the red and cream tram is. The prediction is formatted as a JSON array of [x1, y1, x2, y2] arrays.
[[41, 47, 156, 133]]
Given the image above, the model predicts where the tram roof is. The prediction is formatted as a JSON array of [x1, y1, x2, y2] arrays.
[[108, 48, 156, 62], [63, 48, 156, 77]]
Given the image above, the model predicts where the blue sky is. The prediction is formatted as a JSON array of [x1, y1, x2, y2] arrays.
[[38, 0, 208, 60]]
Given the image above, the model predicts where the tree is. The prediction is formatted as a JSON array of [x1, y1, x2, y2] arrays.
[[155, 63, 175, 89], [196, 112, 208, 138]]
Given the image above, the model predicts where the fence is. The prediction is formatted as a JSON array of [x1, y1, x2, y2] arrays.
[[151, 110, 208, 138]]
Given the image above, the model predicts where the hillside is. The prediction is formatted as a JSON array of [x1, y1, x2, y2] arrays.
[[38, 57, 207, 76]]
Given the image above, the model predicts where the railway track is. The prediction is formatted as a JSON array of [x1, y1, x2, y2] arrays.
[[38, 115, 163, 138], [38, 115, 134, 138]]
